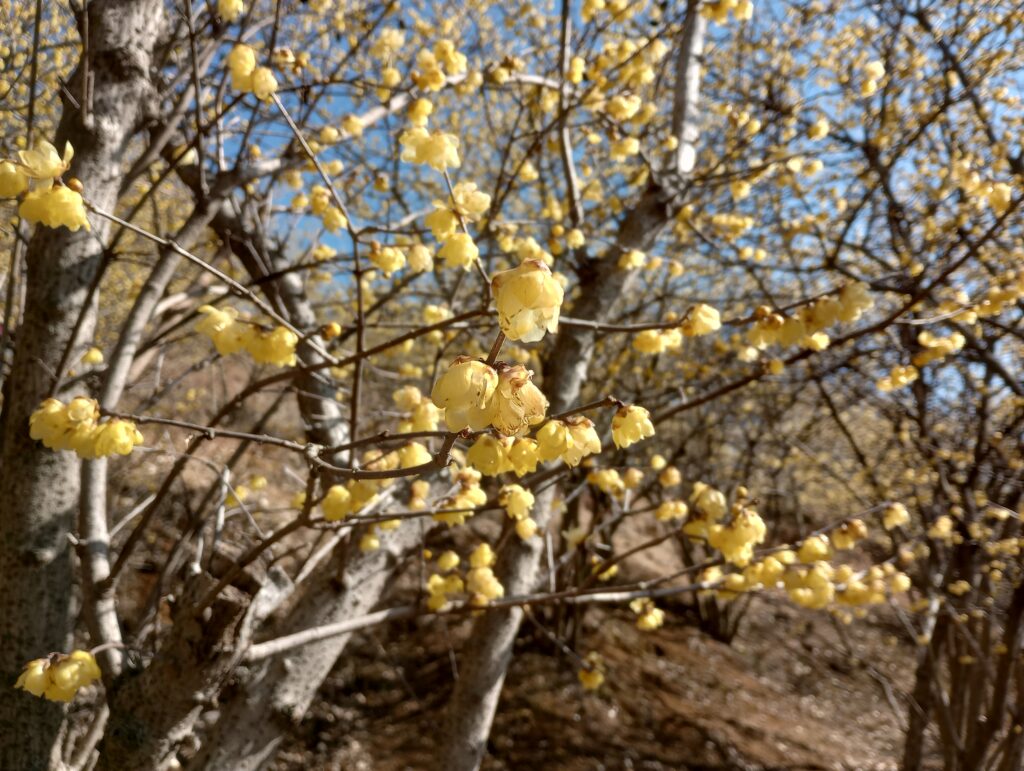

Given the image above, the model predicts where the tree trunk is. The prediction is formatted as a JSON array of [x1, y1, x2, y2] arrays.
[[191, 522, 425, 770], [0, 2, 163, 767]]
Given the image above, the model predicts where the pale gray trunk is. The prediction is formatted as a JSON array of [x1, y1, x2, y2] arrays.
[[191, 523, 425, 770], [0, 1, 163, 767], [437, 8, 707, 766]]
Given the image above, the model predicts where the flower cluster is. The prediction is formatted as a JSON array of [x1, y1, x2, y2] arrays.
[[498, 483, 537, 540], [747, 283, 874, 352], [30, 398, 143, 459], [536, 416, 601, 467], [16, 650, 101, 702], [431, 359, 547, 436], [577, 652, 606, 691], [196, 305, 298, 367], [1, 141, 90, 231], [228, 44, 278, 100], [434, 467, 487, 526], [391, 386, 441, 433]]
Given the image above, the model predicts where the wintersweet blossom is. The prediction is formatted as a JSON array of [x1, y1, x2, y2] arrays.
[[491, 259, 564, 343], [611, 405, 655, 448], [430, 356, 499, 431]]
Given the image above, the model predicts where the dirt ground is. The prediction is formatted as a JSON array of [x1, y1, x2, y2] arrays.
[[270, 593, 918, 771]]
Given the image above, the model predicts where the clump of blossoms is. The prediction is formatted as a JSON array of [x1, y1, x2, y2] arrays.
[[435, 467, 487, 527], [499, 483, 537, 540], [30, 397, 143, 459], [2, 140, 90, 232], [16, 650, 101, 702], [196, 305, 298, 367], [467, 543, 505, 605], [630, 598, 665, 631], [431, 359, 548, 438], [228, 44, 277, 100], [536, 416, 602, 467]]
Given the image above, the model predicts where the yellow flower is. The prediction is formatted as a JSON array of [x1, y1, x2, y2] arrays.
[[577, 652, 605, 690], [342, 114, 364, 137], [807, 117, 829, 140], [217, 0, 244, 21], [491, 259, 563, 343], [18, 140, 74, 179], [408, 98, 433, 127], [16, 650, 101, 703], [322, 207, 348, 232], [369, 243, 406, 275], [398, 441, 432, 468], [245, 326, 298, 366], [407, 243, 434, 272], [656, 500, 689, 522], [91, 419, 144, 457], [562, 416, 601, 467], [425, 208, 459, 240], [0, 160, 28, 197], [399, 127, 461, 171], [606, 94, 642, 121], [536, 419, 572, 461], [322, 484, 353, 521], [250, 66, 278, 100], [883, 502, 910, 530], [508, 437, 540, 476], [196, 305, 247, 355], [611, 405, 655, 449], [499, 483, 534, 520], [19, 184, 90, 231], [228, 44, 257, 91], [444, 181, 491, 221], [515, 517, 538, 540], [864, 60, 886, 81], [690, 482, 727, 519], [797, 535, 832, 563], [681, 304, 721, 336], [630, 598, 665, 631], [618, 249, 646, 270], [438, 233, 479, 270], [489, 363, 549, 436], [466, 434, 512, 476], [437, 550, 460, 572], [431, 356, 499, 431], [658, 466, 681, 487]]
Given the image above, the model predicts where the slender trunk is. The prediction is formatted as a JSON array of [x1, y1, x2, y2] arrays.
[[0, 2, 163, 767]]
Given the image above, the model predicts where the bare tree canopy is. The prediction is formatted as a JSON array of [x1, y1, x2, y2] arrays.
[[0, 0, 1021, 769]]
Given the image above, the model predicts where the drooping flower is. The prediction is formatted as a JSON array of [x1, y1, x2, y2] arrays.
[[611, 405, 655, 449], [491, 259, 564, 343]]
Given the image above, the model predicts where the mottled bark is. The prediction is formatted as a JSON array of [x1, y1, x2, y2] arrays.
[[191, 522, 425, 770], [95, 576, 251, 771], [0, 1, 163, 767]]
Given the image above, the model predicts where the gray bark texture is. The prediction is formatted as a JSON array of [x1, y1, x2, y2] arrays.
[[0, 1, 164, 767], [437, 9, 707, 766], [191, 523, 424, 771], [95, 576, 251, 771]]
